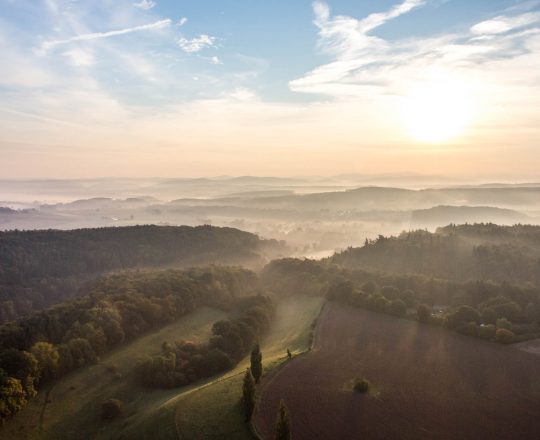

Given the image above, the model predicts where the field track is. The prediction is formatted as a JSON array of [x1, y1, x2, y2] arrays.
[[254, 302, 540, 440]]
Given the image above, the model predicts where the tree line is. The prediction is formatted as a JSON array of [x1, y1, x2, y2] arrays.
[[262, 258, 540, 343], [0, 225, 281, 323]]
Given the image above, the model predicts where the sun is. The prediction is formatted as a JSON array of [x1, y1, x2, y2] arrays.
[[401, 80, 475, 144]]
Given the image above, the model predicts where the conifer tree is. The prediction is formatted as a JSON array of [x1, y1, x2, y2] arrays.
[[274, 399, 292, 440], [250, 343, 262, 383], [241, 368, 256, 422]]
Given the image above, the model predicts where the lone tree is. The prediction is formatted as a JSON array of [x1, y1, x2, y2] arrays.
[[241, 368, 256, 422], [250, 343, 263, 384], [101, 398, 123, 421], [286, 348, 292, 360], [353, 378, 370, 393], [275, 400, 292, 440]]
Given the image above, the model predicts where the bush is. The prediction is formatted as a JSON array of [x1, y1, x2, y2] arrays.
[[496, 318, 512, 331], [461, 321, 479, 337], [478, 324, 496, 340], [353, 378, 370, 393], [101, 398, 123, 421], [446, 306, 480, 329], [495, 328, 515, 344]]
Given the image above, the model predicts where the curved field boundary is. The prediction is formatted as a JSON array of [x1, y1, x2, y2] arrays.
[[254, 301, 540, 440], [174, 296, 326, 440]]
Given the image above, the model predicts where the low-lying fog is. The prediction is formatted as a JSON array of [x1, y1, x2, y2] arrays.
[[2, 175, 540, 257]]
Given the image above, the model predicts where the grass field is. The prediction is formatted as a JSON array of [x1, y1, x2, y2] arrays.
[[1, 296, 324, 440], [254, 302, 540, 440], [0, 307, 227, 440], [171, 295, 325, 440]]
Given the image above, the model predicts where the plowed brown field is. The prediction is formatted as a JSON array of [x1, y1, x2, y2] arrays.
[[254, 302, 540, 440]]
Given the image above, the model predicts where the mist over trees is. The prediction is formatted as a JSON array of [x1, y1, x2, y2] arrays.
[[0, 225, 281, 323], [332, 224, 540, 285]]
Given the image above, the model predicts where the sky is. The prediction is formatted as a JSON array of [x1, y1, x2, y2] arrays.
[[1, 0, 539, 180]]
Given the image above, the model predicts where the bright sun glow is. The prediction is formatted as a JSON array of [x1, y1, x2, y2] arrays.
[[401, 80, 475, 144]]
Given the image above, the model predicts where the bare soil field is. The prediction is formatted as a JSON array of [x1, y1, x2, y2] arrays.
[[254, 302, 540, 440]]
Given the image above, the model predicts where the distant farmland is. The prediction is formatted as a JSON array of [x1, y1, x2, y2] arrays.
[[254, 303, 540, 440]]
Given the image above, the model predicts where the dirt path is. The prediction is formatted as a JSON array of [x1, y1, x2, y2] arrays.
[[254, 302, 540, 440]]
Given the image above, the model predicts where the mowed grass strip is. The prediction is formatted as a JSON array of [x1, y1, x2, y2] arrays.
[[1, 307, 226, 440], [173, 295, 326, 440]]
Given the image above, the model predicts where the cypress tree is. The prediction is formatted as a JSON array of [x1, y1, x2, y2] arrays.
[[274, 399, 292, 440], [250, 343, 262, 383], [241, 368, 256, 422]]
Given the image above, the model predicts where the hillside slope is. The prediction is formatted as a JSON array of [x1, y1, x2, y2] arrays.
[[0, 307, 227, 440]]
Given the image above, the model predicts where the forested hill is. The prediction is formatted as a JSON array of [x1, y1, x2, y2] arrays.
[[0, 225, 283, 323], [331, 223, 540, 285]]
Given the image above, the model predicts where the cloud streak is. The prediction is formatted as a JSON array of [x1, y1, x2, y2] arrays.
[[471, 12, 540, 35], [41, 19, 172, 52]]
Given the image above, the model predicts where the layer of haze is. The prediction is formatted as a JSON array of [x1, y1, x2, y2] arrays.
[[1, 0, 540, 179]]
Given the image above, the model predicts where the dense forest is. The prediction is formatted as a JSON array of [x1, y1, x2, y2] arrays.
[[331, 224, 540, 285], [0, 225, 282, 324], [0, 266, 260, 423]]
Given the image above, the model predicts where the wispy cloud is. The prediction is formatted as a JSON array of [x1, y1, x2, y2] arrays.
[[178, 17, 188, 26], [133, 0, 156, 11], [312, 0, 425, 56], [178, 34, 216, 53], [291, 1, 540, 98], [40, 19, 172, 52], [356, 0, 425, 33], [471, 12, 540, 35]]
